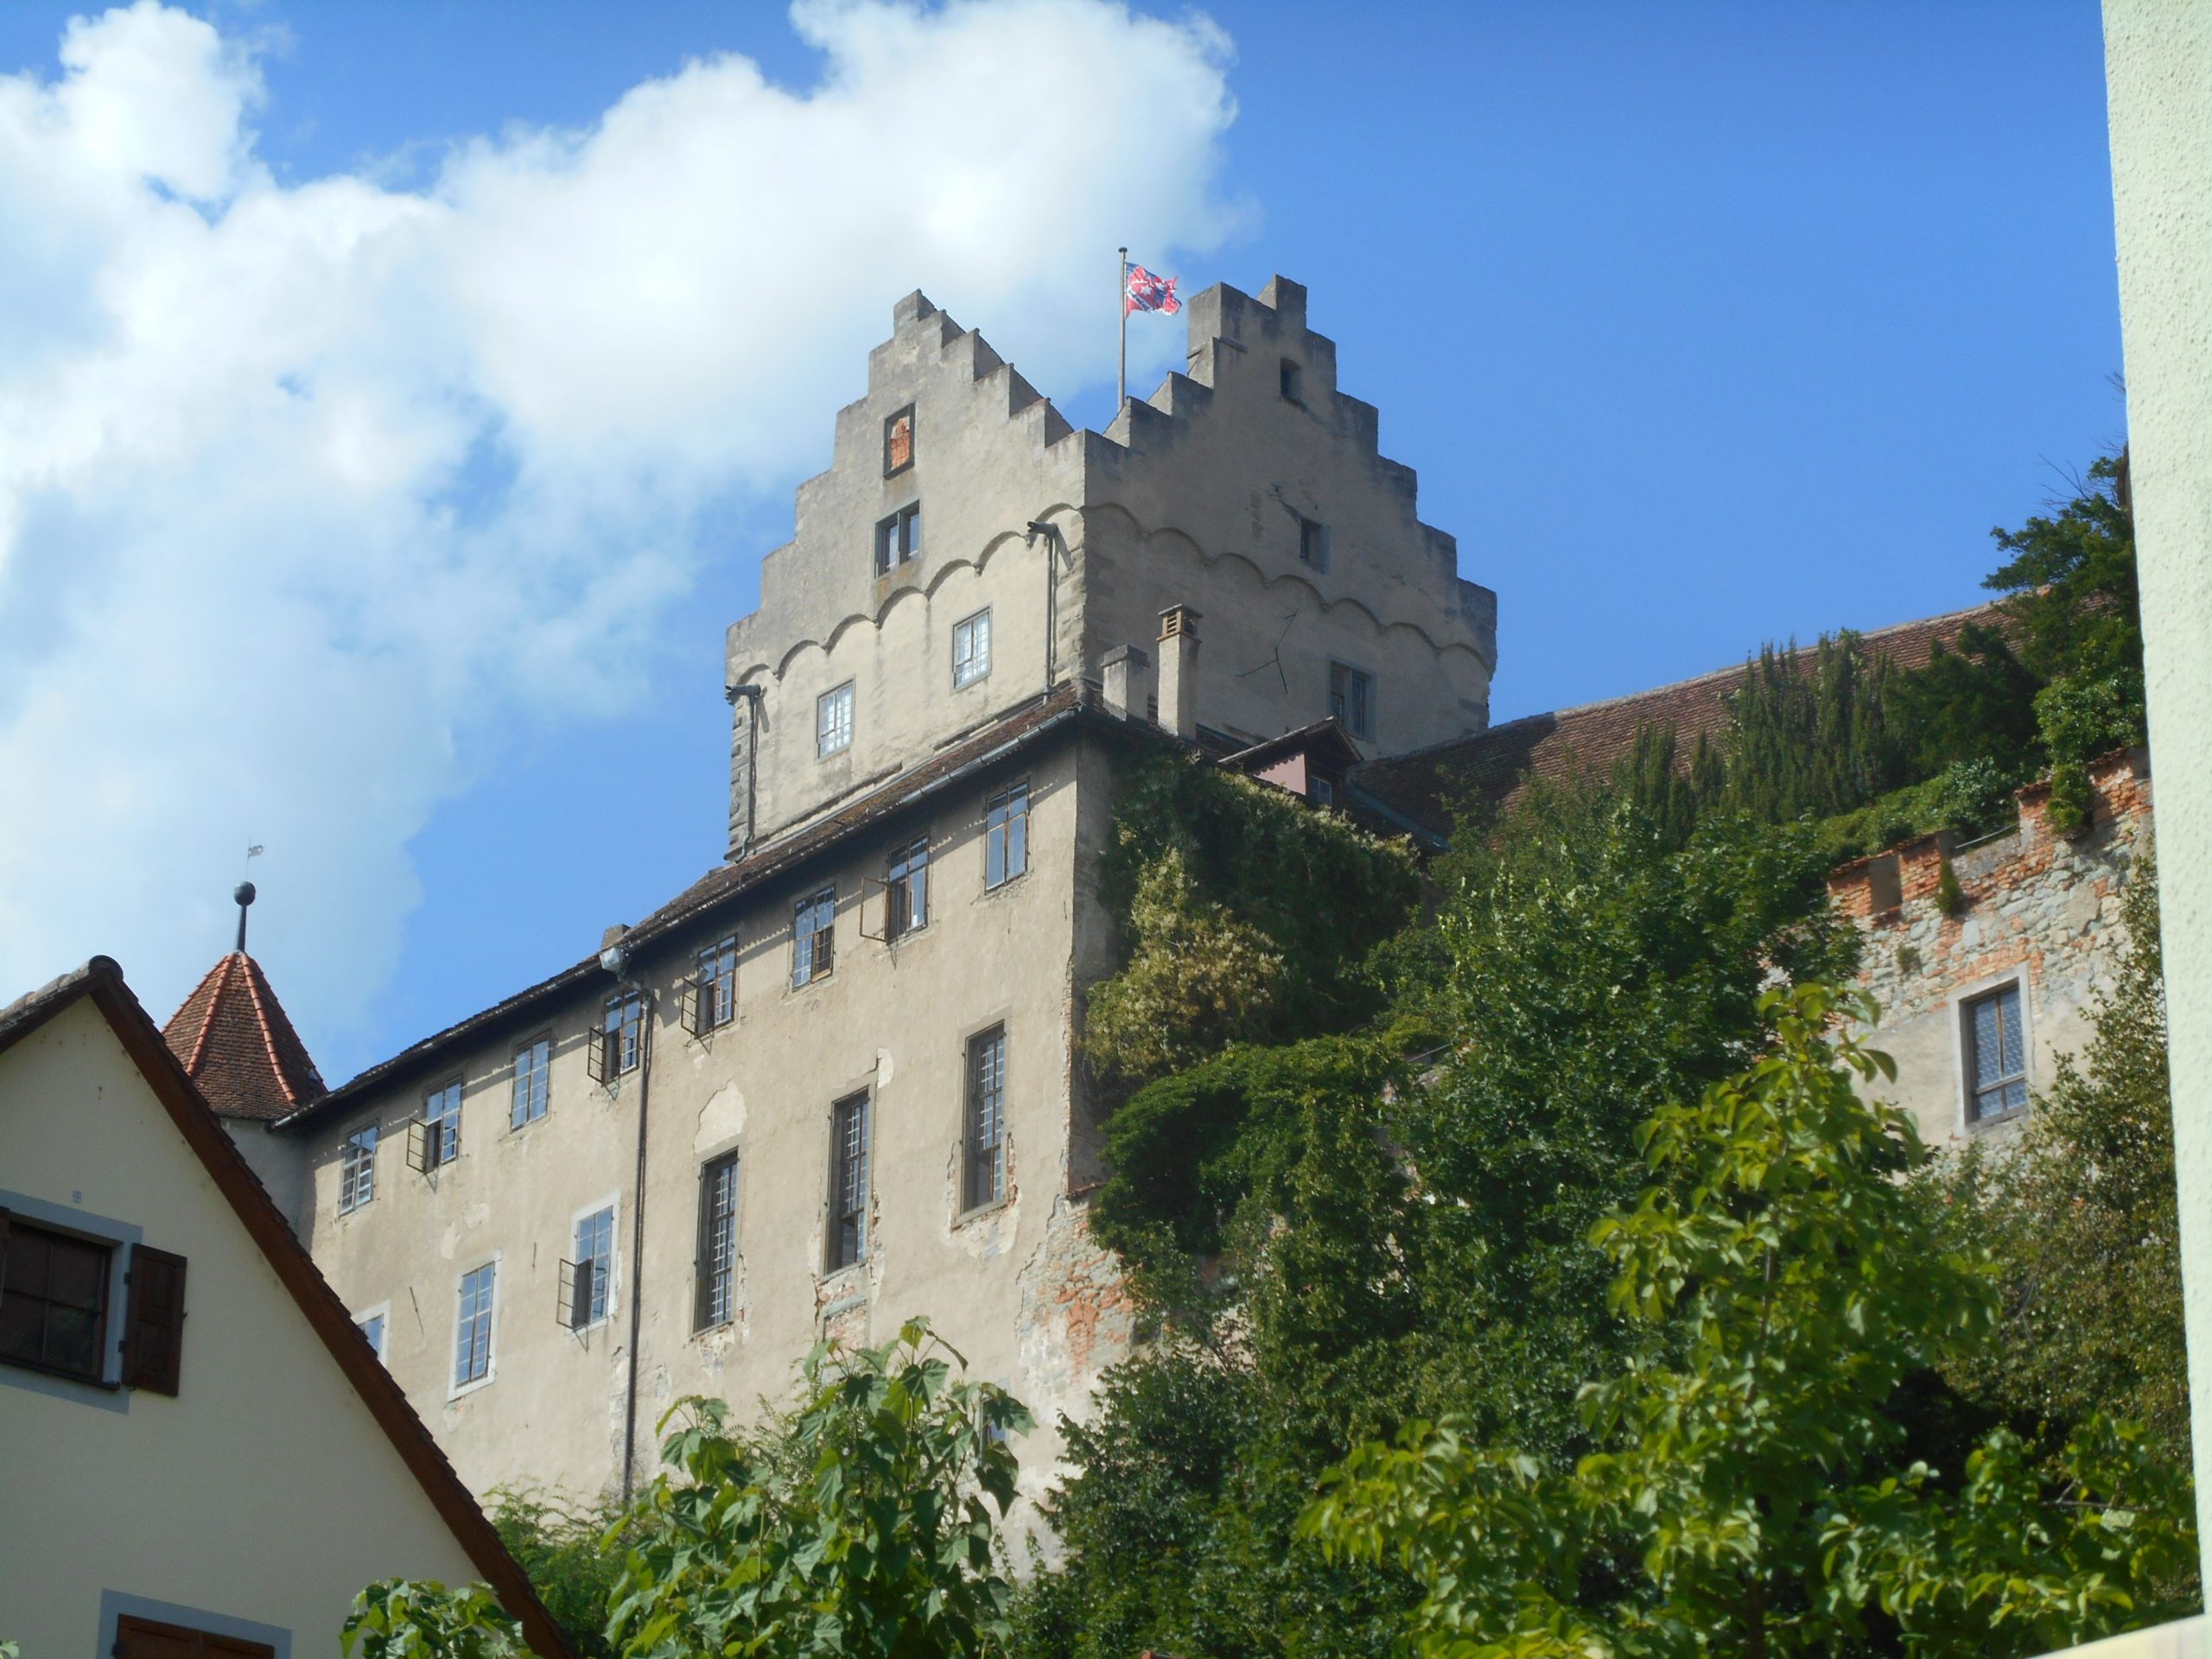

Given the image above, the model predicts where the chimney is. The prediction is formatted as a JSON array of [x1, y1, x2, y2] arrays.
[[1157, 607, 1200, 739], [1101, 645, 1152, 723]]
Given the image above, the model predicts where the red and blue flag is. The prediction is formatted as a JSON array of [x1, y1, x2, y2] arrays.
[[1124, 264, 1180, 316]]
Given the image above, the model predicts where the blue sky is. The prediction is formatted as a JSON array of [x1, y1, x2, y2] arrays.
[[0, 2, 2121, 1079]]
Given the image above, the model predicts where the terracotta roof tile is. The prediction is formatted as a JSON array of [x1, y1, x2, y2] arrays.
[[1353, 601, 2007, 833], [162, 951, 326, 1121]]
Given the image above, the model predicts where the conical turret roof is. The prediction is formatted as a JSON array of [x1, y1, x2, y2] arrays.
[[163, 951, 325, 1121]]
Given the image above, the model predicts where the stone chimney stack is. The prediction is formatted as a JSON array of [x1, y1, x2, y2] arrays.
[[1157, 607, 1200, 739], [1101, 645, 1152, 723]]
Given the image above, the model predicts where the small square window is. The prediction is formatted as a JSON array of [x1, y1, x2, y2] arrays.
[[793, 886, 836, 988], [953, 608, 991, 689], [511, 1036, 550, 1129], [1280, 358, 1303, 403], [874, 503, 922, 576], [1299, 516, 1330, 572], [339, 1124, 378, 1213], [886, 837, 930, 942], [422, 1080, 462, 1169], [1328, 662, 1374, 740], [0, 1218, 112, 1382], [884, 405, 915, 476], [356, 1309, 388, 1362], [818, 683, 855, 757], [986, 781, 1029, 889], [1965, 983, 2028, 1122]]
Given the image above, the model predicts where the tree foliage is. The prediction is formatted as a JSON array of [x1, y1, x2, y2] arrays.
[[1940, 848, 2188, 1476], [349, 1319, 1029, 1659], [1303, 986, 2196, 1659]]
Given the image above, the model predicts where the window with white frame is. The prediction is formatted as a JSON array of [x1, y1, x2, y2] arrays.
[[817, 683, 855, 757], [829, 1093, 871, 1271], [512, 1035, 550, 1128], [454, 1262, 496, 1389], [357, 1309, 388, 1362], [792, 887, 836, 988], [696, 1153, 741, 1331], [572, 1206, 614, 1327], [601, 991, 645, 1078], [422, 1079, 461, 1169], [698, 935, 738, 1031], [986, 781, 1028, 889], [1329, 662, 1374, 740], [886, 837, 929, 942], [339, 1125, 378, 1213], [953, 609, 991, 689], [965, 1026, 1007, 1211], [1965, 982, 2028, 1122]]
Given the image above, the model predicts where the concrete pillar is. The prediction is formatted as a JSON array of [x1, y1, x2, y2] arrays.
[[1102, 645, 1152, 723], [1157, 607, 1200, 739], [2106, 0, 2212, 1594]]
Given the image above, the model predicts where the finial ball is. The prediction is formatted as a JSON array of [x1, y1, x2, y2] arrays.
[[234, 880, 257, 907]]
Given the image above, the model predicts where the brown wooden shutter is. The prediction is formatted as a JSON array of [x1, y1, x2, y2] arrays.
[[123, 1243, 187, 1395]]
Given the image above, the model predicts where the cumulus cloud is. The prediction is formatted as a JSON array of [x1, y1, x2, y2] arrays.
[[0, 0, 1237, 1045]]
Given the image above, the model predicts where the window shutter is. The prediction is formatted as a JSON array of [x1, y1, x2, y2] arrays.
[[124, 1244, 188, 1395], [585, 1026, 607, 1085]]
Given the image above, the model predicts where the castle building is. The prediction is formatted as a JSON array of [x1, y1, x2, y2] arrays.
[[187, 277, 1499, 1510], [146, 277, 2151, 1523]]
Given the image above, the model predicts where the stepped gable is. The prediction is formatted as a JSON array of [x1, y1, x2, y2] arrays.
[[163, 950, 326, 1122], [1353, 601, 2005, 833]]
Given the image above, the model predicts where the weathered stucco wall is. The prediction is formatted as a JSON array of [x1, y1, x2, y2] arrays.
[[298, 734, 1132, 1516], [0, 998, 481, 1659], [1830, 752, 2151, 1149]]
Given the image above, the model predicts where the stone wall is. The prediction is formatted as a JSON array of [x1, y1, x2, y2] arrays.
[[1827, 750, 2152, 1147]]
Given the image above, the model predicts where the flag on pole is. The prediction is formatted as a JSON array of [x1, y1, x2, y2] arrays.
[[1123, 264, 1180, 316]]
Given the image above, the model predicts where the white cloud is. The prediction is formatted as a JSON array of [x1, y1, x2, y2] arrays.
[[0, 0, 1237, 1046]]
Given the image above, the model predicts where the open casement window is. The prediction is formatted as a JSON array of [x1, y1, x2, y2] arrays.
[[695, 1153, 741, 1331], [407, 1079, 462, 1173], [558, 1205, 615, 1330], [985, 781, 1029, 889], [0, 1209, 112, 1384], [122, 1243, 187, 1394], [964, 1027, 1008, 1211], [828, 1093, 871, 1271], [873, 502, 922, 576], [791, 887, 836, 988], [1966, 983, 2029, 1122], [588, 991, 645, 1085], [114, 1615, 275, 1659], [861, 838, 930, 944], [682, 935, 739, 1037]]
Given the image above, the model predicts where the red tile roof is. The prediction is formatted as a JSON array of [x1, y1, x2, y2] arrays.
[[1352, 601, 2007, 833], [162, 951, 327, 1121]]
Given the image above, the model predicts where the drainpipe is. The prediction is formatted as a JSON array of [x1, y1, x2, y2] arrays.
[[601, 936, 655, 1504]]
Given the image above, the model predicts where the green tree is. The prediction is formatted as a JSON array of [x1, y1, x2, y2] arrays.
[[488, 1491, 630, 1659], [1304, 986, 2195, 1658], [1942, 846, 2188, 1475], [349, 1319, 1029, 1659]]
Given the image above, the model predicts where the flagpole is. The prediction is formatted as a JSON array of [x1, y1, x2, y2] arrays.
[[1116, 246, 1128, 410]]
